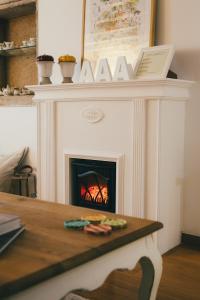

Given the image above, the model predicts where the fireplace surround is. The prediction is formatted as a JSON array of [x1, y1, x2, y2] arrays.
[[64, 152, 124, 214], [29, 78, 193, 253]]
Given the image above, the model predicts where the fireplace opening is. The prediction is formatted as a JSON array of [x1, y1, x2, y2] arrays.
[[70, 158, 116, 212]]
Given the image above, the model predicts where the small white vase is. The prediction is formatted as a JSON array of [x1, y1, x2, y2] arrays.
[[37, 61, 54, 84], [59, 62, 76, 83]]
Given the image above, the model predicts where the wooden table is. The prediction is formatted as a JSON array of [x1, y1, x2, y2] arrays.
[[0, 193, 163, 300]]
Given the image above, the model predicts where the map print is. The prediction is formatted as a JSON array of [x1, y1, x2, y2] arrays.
[[84, 0, 152, 72]]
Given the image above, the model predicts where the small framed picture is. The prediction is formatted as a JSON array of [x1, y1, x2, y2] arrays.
[[133, 45, 175, 79]]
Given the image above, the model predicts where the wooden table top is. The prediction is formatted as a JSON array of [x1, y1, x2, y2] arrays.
[[0, 192, 163, 298]]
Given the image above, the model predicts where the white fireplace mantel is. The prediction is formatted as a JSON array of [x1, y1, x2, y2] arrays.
[[29, 78, 191, 102], [28, 78, 193, 254]]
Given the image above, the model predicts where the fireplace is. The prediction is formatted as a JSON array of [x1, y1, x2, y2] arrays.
[[70, 158, 116, 212], [30, 79, 192, 254]]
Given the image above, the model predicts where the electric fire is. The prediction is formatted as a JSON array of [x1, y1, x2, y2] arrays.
[[70, 159, 116, 212]]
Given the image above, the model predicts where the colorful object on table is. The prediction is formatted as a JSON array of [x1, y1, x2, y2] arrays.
[[81, 214, 106, 224], [58, 54, 76, 63], [84, 223, 112, 235], [101, 218, 127, 229], [64, 219, 90, 230]]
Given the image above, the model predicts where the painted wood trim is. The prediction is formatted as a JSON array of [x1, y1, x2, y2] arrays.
[[27, 79, 193, 102], [36, 102, 41, 198], [27, 79, 193, 91], [145, 100, 160, 220], [131, 99, 146, 217], [181, 233, 200, 248], [39, 101, 56, 201]]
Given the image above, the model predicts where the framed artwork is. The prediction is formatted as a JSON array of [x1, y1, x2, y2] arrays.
[[133, 45, 175, 79], [82, 0, 156, 72]]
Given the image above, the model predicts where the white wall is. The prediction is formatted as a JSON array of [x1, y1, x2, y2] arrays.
[[38, 0, 200, 236], [37, 0, 83, 84], [156, 0, 200, 236], [0, 106, 37, 169]]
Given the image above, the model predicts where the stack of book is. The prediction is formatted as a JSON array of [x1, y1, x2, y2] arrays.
[[0, 213, 25, 254]]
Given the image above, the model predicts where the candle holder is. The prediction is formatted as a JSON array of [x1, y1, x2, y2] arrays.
[[58, 55, 76, 83], [59, 62, 76, 83], [36, 55, 54, 85]]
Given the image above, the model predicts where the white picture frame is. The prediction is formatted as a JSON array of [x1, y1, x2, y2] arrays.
[[133, 45, 175, 80]]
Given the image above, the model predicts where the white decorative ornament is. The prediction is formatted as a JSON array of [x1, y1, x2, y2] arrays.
[[114, 56, 132, 80], [81, 107, 104, 123], [79, 61, 94, 83], [95, 58, 112, 82], [127, 64, 134, 79]]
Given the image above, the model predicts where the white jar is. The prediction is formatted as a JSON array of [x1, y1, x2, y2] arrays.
[[59, 62, 76, 83], [37, 61, 54, 84]]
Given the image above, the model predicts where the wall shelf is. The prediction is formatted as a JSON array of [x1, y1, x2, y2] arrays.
[[0, 1, 37, 89], [0, 95, 34, 106], [0, 0, 36, 19], [0, 45, 36, 57]]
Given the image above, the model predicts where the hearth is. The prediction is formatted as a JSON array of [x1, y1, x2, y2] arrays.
[[70, 158, 116, 212]]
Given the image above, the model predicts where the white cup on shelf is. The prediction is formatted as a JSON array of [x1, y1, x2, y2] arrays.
[[3, 41, 14, 49], [28, 37, 36, 47], [21, 40, 28, 47]]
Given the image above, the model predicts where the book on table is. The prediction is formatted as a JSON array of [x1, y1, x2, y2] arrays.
[[0, 226, 25, 254], [0, 213, 21, 235]]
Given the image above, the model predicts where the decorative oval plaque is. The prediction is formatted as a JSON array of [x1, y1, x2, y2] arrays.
[[81, 107, 104, 123]]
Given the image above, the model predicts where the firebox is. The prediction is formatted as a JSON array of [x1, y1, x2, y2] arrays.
[[70, 158, 116, 212]]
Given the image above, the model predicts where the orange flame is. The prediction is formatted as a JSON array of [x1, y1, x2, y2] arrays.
[[81, 184, 108, 204]]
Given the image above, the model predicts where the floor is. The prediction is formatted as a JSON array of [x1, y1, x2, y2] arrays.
[[77, 245, 200, 300]]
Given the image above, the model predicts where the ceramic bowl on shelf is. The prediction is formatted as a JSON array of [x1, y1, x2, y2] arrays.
[[27, 37, 36, 47], [13, 88, 20, 96], [21, 40, 28, 47], [3, 41, 14, 50], [2, 85, 13, 96]]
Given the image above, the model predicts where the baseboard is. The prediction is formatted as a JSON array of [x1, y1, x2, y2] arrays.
[[181, 233, 200, 249], [64, 293, 89, 300]]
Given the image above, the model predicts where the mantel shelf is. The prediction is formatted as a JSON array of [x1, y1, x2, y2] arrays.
[[27, 79, 194, 103], [0, 46, 36, 57]]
